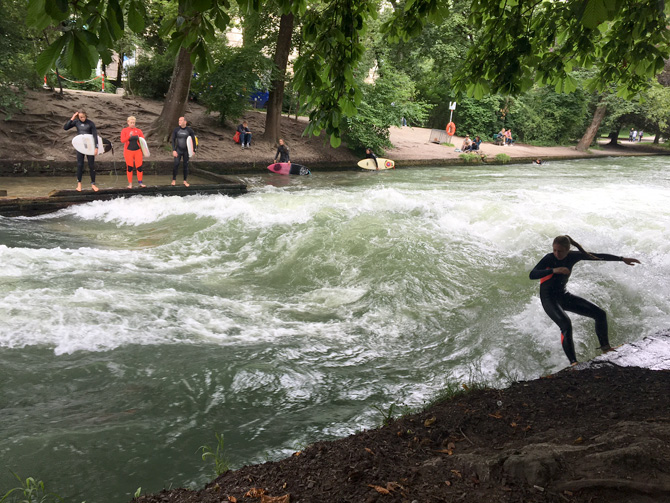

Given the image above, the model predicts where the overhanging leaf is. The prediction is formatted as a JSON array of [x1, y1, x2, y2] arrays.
[[128, 0, 146, 33], [44, 0, 68, 21], [26, 0, 52, 30], [581, 0, 608, 30], [70, 32, 97, 78], [35, 33, 68, 76]]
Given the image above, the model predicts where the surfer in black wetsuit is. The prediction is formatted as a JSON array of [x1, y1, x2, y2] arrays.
[[274, 138, 290, 164], [529, 235, 640, 366], [171, 116, 197, 186], [64, 110, 99, 192], [365, 147, 378, 169]]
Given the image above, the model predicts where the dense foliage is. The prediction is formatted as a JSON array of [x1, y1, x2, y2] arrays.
[[343, 69, 432, 154], [127, 52, 175, 99], [192, 44, 273, 125], [0, 0, 664, 148], [0, 0, 42, 117], [508, 85, 595, 145]]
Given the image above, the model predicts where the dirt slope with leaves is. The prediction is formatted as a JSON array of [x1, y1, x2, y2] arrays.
[[0, 88, 357, 166], [135, 360, 670, 503]]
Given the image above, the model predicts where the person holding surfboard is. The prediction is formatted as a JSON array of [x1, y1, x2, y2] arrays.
[[120, 116, 146, 188], [365, 147, 378, 169], [64, 110, 99, 192], [529, 235, 640, 366], [171, 116, 197, 187], [274, 138, 290, 164]]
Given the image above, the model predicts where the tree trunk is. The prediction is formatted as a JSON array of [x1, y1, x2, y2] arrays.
[[576, 100, 608, 151], [115, 53, 124, 88], [606, 131, 618, 145], [653, 132, 660, 144], [148, 47, 194, 143], [263, 13, 294, 143]]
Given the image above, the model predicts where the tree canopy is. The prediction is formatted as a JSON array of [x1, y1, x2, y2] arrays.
[[24, 0, 670, 145]]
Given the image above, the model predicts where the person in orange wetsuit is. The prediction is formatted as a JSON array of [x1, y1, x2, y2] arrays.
[[120, 116, 146, 188]]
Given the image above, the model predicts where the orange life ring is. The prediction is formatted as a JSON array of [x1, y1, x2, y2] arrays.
[[446, 122, 456, 136]]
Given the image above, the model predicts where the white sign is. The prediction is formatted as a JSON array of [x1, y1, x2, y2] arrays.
[[449, 101, 457, 110]]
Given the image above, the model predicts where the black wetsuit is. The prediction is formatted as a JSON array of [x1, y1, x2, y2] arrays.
[[275, 144, 290, 163], [171, 126, 197, 181], [530, 251, 624, 364], [365, 151, 378, 168], [64, 118, 98, 183]]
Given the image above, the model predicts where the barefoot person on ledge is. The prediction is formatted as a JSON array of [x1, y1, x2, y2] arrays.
[[529, 235, 640, 366], [120, 116, 146, 189], [64, 110, 99, 192], [171, 116, 197, 187]]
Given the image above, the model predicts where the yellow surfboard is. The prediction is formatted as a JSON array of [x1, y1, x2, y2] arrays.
[[357, 158, 395, 170]]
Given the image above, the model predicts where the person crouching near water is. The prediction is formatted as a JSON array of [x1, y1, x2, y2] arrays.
[[529, 235, 640, 366], [120, 116, 146, 188], [64, 110, 99, 192], [274, 138, 290, 164], [365, 147, 378, 169]]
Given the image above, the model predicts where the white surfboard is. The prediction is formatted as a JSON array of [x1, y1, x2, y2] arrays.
[[139, 137, 150, 157], [72, 134, 104, 156], [357, 158, 395, 170], [187, 136, 195, 156]]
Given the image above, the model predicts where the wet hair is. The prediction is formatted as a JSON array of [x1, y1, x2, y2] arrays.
[[79, 110, 87, 117], [554, 235, 601, 260], [127, 116, 136, 122]]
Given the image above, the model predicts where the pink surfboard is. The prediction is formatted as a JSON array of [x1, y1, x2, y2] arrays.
[[267, 163, 311, 176]]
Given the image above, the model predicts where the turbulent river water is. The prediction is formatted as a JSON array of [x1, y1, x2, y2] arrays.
[[1, 157, 669, 502]]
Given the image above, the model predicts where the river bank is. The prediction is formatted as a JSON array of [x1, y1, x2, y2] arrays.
[[1, 88, 667, 187]]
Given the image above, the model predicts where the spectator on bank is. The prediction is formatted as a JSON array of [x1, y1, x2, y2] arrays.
[[470, 136, 482, 151], [237, 121, 252, 149]]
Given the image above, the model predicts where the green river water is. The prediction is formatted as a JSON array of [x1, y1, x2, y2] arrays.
[[1, 158, 668, 501]]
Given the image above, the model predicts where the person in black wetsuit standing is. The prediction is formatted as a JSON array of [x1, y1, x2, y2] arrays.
[[171, 116, 197, 186], [64, 110, 99, 192], [529, 235, 640, 366]]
